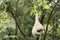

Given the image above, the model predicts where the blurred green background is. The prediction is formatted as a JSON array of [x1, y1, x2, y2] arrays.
[[0, 0, 60, 40]]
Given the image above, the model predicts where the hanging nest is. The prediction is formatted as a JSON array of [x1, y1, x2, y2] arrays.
[[32, 14, 44, 37]]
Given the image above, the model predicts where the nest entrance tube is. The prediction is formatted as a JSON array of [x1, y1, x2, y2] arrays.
[[32, 14, 44, 39]]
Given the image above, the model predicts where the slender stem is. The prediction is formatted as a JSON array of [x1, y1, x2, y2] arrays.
[[15, 0, 20, 36], [43, 1, 58, 40], [36, 0, 45, 40], [40, 9, 45, 24], [36, 36, 39, 40], [10, 9, 26, 37], [5, 0, 26, 37]]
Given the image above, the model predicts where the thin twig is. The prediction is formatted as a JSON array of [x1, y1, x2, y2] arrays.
[[5, 1, 26, 37], [40, 9, 45, 24], [36, 36, 39, 40], [43, 0, 59, 40], [10, 9, 26, 37], [36, 0, 45, 40], [15, 0, 20, 36]]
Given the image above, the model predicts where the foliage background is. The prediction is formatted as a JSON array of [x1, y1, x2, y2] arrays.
[[0, 0, 60, 40]]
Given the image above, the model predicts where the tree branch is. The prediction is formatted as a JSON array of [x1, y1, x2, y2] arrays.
[[43, 0, 59, 40], [5, 1, 26, 37]]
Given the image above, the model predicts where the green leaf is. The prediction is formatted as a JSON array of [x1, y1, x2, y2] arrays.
[[43, 5, 50, 10]]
